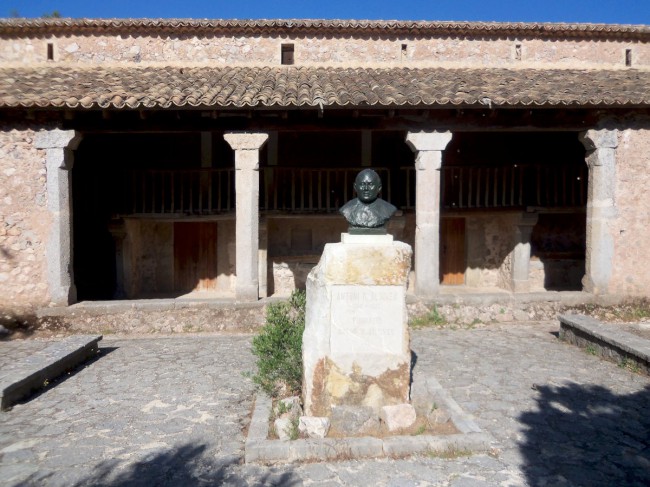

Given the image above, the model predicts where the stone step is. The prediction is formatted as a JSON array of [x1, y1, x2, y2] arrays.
[[0, 335, 102, 410], [559, 314, 650, 374]]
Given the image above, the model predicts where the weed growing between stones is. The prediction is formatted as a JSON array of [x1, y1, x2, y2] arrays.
[[410, 305, 447, 328], [286, 417, 300, 440], [426, 447, 473, 459], [251, 290, 306, 398], [618, 357, 641, 374], [571, 298, 650, 323]]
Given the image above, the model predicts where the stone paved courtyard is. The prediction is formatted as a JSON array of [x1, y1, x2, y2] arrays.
[[0, 322, 648, 486]]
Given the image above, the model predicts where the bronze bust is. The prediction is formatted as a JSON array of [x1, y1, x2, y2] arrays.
[[339, 169, 397, 234]]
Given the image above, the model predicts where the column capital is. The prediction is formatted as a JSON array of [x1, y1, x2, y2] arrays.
[[405, 131, 452, 152], [579, 129, 618, 151], [224, 132, 269, 151], [35, 129, 82, 150]]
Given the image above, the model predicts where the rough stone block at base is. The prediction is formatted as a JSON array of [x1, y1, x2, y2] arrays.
[[380, 404, 417, 431], [330, 405, 379, 436], [245, 388, 493, 464], [299, 416, 330, 439], [275, 417, 294, 441]]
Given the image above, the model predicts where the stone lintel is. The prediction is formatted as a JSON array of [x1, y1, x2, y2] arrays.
[[35, 129, 82, 151]]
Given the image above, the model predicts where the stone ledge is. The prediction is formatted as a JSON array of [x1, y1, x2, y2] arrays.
[[0, 335, 102, 410], [245, 375, 492, 464], [559, 314, 650, 374]]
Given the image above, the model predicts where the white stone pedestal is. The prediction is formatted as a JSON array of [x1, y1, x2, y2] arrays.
[[302, 234, 413, 417]]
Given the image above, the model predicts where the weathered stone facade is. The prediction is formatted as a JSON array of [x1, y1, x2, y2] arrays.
[[0, 126, 50, 309], [609, 128, 650, 295], [2, 32, 648, 69]]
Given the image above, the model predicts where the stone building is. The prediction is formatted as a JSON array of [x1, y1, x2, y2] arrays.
[[0, 18, 649, 309]]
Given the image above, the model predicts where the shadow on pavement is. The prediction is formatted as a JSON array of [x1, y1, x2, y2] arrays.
[[25, 443, 300, 486], [519, 382, 650, 486]]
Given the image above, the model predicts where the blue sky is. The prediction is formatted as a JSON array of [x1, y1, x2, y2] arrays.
[[2, 0, 649, 24]]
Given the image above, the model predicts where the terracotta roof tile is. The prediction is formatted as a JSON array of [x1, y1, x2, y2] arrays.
[[1, 66, 649, 110], [0, 18, 648, 40]]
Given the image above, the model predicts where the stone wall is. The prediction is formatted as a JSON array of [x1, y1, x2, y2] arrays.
[[609, 127, 650, 296], [0, 126, 50, 310], [122, 218, 236, 298], [465, 213, 518, 289], [123, 219, 174, 297], [1, 33, 647, 68]]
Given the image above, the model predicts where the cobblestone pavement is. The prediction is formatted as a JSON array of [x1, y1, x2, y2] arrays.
[[0, 339, 51, 376], [0, 323, 648, 486]]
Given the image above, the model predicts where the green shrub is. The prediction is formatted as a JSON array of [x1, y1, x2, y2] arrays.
[[251, 290, 306, 398]]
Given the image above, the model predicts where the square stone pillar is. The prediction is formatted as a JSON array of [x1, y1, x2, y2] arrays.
[[34, 129, 82, 306], [511, 213, 538, 293], [258, 217, 268, 299], [579, 129, 618, 295], [224, 132, 268, 301], [405, 131, 452, 297]]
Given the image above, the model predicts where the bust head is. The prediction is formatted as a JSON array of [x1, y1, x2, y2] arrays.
[[340, 168, 397, 231], [354, 169, 382, 204]]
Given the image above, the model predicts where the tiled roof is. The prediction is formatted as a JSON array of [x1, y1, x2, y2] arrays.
[[0, 18, 648, 40], [1, 66, 649, 110]]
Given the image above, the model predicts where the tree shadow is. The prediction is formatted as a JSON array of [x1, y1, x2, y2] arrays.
[[519, 382, 650, 486], [23, 443, 300, 486]]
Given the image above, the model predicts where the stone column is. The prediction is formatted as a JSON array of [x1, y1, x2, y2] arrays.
[[511, 213, 538, 293], [34, 129, 82, 306], [258, 217, 268, 299], [579, 129, 618, 295], [405, 131, 453, 297], [224, 132, 268, 301]]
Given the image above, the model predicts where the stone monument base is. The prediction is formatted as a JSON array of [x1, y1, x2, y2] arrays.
[[302, 233, 413, 420]]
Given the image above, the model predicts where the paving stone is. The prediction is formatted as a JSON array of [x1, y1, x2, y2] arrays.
[[0, 323, 648, 486]]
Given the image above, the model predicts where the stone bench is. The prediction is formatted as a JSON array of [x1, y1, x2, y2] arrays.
[[559, 314, 650, 374], [0, 335, 102, 410]]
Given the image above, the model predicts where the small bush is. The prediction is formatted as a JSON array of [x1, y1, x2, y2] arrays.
[[251, 290, 306, 398]]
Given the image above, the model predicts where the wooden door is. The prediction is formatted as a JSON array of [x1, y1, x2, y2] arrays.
[[174, 222, 218, 292], [440, 218, 466, 285]]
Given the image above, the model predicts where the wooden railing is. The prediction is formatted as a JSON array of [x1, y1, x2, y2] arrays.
[[403, 164, 587, 210], [118, 168, 235, 215], [112, 163, 586, 216], [261, 166, 391, 212]]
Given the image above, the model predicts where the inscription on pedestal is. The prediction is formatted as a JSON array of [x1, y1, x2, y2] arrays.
[[330, 285, 404, 355]]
